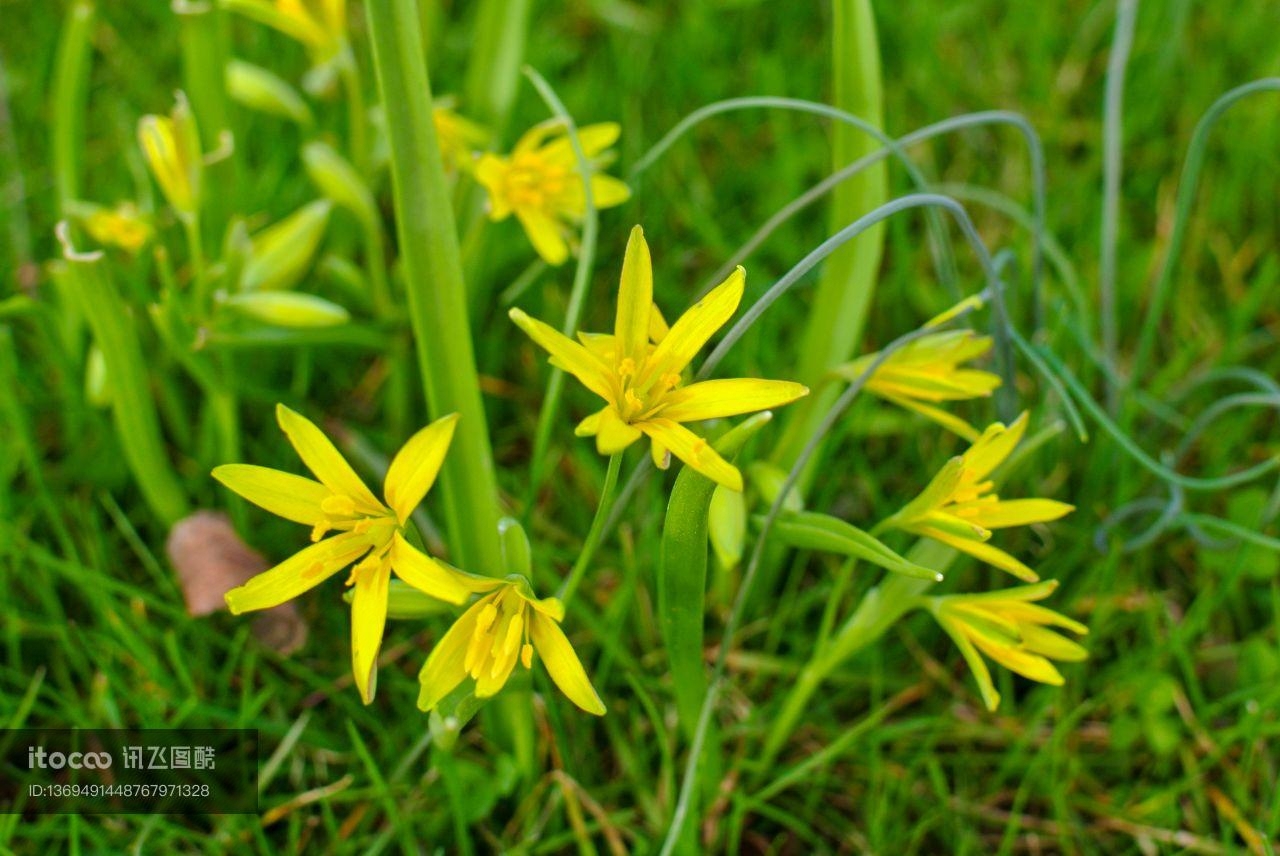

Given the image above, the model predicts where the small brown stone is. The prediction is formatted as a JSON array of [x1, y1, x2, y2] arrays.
[[166, 510, 308, 654]]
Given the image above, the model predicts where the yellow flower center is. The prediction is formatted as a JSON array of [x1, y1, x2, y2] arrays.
[[463, 588, 535, 683], [501, 152, 570, 211]]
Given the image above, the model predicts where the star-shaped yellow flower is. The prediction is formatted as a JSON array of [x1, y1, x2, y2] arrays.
[[882, 413, 1073, 581], [418, 575, 605, 716], [509, 226, 810, 490], [214, 404, 486, 704], [836, 330, 1001, 440], [474, 121, 630, 265], [930, 580, 1088, 711]]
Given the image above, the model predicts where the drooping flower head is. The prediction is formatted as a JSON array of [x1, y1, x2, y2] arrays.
[[836, 330, 1001, 440], [475, 121, 630, 265], [77, 202, 153, 254], [418, 575, 605, 716], [214, 405, 488, 704], [432, 101, 488, 174], [883, 413, 1073, 581], [509, 226, 810, 490], [930, 580, 1088, 711], [138, 92, 202, 220]]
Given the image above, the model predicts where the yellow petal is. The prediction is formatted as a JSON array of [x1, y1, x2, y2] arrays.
[[575, 408, 605, 437], [880, 395, 980, 442], [1018, 624, 1089, 662], [224, 531, 371, 614], [999, 602, 1089, 636], [659, 378, 809, 422], [528, 612, 605, 715], [590, 174, 631, 209], [275, 404, 383, 511], [540, 122, 621, 165], [970, 635, 1065, 686], [649, 303, 669, 343], [643, 266, 744, 383], [384, 413, 458, 523], [925, 529, 1040, 582], [350, 560, 390, 704], [417, 596, 489, 711], [388, 533, 469, 604], [965, 411, 1029, 480], [211, 464, 329, 525], [474, 155, 512, 220], [614, 226, 653, 365], [956, 498, 1075, 530], [937, 613, 1000, 711], [595, 406, 643, 454], [509, 308, 613, 400], [640, 418, 742, 491], [516, 208, 569, 265]]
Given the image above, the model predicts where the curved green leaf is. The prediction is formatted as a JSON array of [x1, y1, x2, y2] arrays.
[[767, 510, 942, 581]]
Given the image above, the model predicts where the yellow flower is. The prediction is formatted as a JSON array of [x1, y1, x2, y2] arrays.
[[213, 404, 485, 704], [474, 121, 630, 265], [80, 202, 152, 253], [418, 575, 605, 716], [883, 413, 1073, 581], [509, 226, 810, 491], [835, 330, 1001, 440], [138, 93, 202, 220], [433, 102, 487, 174], [930, 580, 1087, 711], [226, 0, 347, 63]]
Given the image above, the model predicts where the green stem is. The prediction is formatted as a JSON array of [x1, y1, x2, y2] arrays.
[[56, 227, 188, 526], [463, 0, 531, 134], [182, 214, 208, 317], [51, 0, 95, 213], [520, 68, 601, 513], [773, 0, 886, 483], [558, 453, 623, 605], [760, 539, 952, 766], [176, 0, 235, 238], [366, 0, 503, 576], [339, 48, 368, 174]]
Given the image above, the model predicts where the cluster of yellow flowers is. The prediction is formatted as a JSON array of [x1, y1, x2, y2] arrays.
[[148, 1, 1084, 718]]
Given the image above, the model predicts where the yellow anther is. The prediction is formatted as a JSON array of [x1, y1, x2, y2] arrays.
[[310, 522, 330, 542], [476, 603, 499, 633], [690, 438, 707, 463], [618, 357, 638, 378], [660, 372, 682, 390], [321, 494, 357, 517], [503, 613, 525, 656], [624, 389, 644, 412], [520, 643, 534, 669]]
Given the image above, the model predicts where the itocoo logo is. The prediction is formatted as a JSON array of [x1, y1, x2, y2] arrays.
[[27, 747, 112, 769]]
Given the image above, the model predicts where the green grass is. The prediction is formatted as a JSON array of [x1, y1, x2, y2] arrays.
[[3, 0, 1280, 852]]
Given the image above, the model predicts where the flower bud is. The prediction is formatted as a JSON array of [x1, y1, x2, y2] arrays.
[[223, 291, 350, 328], [239, 200, 332, 292], [302, 141, 376, 227], [227, 59, 313, 126]]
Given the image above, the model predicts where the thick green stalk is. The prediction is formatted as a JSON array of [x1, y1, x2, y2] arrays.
[[176, 0, 235, 238], [774, 0, 886, 477], [56, 229, 188, 526], [51, 0, 95, 212], [463, 0, 531, 134], [366, 0, 503, 576]]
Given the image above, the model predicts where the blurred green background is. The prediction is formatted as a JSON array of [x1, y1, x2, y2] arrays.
[[2, 0, 1279, 852]]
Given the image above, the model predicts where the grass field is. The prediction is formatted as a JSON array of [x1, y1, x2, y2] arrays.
[[2, 1, 1279, 852]]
